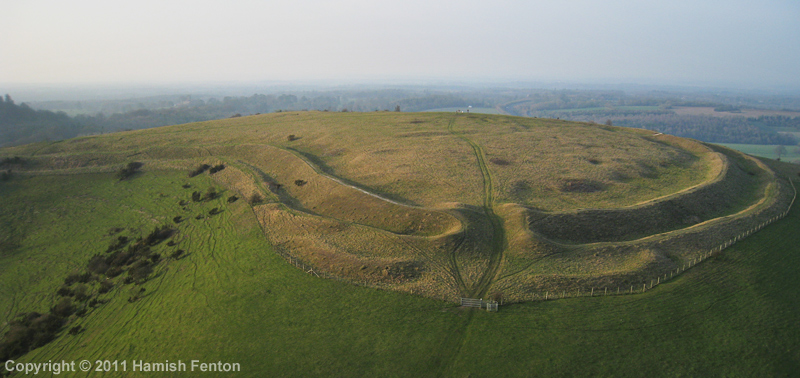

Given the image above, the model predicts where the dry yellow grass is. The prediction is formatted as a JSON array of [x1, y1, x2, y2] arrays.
[[3, 111, 790, 302]]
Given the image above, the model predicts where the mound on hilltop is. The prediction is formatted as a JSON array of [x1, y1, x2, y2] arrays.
[[1, 111, 792, 302]]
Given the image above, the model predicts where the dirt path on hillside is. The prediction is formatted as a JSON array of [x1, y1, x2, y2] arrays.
[[446, 115, 506, 298]]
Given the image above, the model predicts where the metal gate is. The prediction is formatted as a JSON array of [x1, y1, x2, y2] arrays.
[[460, 298, 498, 312]]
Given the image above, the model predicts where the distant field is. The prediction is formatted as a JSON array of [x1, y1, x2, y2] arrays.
[[720, 143, 800, 163], [547, 106, 662, 113], [673, 106, 800, 118]]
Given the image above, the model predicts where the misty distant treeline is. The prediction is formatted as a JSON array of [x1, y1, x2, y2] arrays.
[[69, 92, 491, 132], [3, 91, 494, 147], [4, 88, 800, 148], [0, 95, 95, 147], [611, 115, 798, 145]]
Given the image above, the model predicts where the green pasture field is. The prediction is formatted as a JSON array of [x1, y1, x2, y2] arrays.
[[720, 143, 800, 163], [1, 168, 799, 376], [538, 106, 662, 113]]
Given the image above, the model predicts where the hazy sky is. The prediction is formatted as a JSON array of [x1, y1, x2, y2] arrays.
[[2, 0, 799, 89]]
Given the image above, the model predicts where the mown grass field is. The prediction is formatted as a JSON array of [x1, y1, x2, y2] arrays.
[[1, 166, 799, 377], [721, 143, 800, 163]]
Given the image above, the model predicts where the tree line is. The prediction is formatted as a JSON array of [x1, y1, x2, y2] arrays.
[[2, 91, 492, 147], [0, 95, 94, 147]]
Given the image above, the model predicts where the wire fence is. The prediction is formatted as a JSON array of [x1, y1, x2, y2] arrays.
[[523, 177, 797, 303], [272, 177, 797, 309]]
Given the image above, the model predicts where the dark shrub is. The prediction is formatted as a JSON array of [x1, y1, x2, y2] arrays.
[[56, 286, 73, 297], [88, 254, 110, 274], [77, 272, 92, 283], [248, 193, 263, 204], [108, 251, 133, 267], [188, 164, 211, 177], [68, 326, 83, 335], [144, 225, 174, 246], [191, 191, 202, 202], [64, 273, 81, 286], [294, 179, 307, 186], [116, 162, 143, 181], [29, 314, 63, 335], [50, 298, 74, 317], [209, 208, 221, 215], [182, 184, 191, 189], [287, 134, 297, 141], [72, 284, 89, 302], [107, 227, 124, 235], [209, 164, 225, 174], [106, 235, 129, 252], [227, 195, 238, 203], [173, 216, 183, 224], [99, 280, 114, 294], [203, 187, 218, 200], [0, 322, 34, 360], [489, 158, 510, 166], [171, 249, 185, 259], [105, 266, 123, 278], [0, 156, 24, 165], [128, 261, 153, 282], [150, 253, 161, 263]]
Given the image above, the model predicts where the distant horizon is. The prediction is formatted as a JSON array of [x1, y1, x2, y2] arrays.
[[3, 78, 799, 104], [3, 1, 799, 97]]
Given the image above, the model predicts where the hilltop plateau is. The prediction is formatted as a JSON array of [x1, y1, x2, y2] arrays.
[[1, 112, 792, 303]]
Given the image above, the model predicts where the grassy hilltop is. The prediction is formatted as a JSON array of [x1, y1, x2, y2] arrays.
[[1, 112, 798, 376]]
